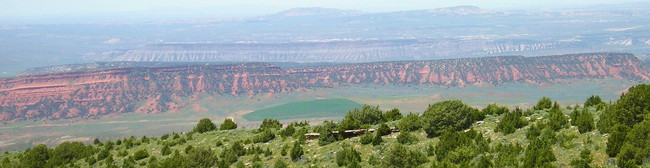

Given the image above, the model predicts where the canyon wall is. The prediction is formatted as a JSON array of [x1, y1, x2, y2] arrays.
[[1, 53, 647, 121]]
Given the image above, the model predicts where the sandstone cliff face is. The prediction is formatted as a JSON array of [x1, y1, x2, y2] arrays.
[[0, 53, 647, 121]]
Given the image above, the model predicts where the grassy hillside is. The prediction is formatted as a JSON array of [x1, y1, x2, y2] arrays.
[[1, 84, 649, 168], [0, 106, 617, 168], [243, 99, 363, 121], [0, 79, 637, 153]]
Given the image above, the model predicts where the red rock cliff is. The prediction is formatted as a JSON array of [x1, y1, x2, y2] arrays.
[[0, 53, 647, 121]]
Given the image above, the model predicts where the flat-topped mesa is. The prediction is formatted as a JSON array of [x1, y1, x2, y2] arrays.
[[113, 40, 574, 63], [0, 53, 647, 121]]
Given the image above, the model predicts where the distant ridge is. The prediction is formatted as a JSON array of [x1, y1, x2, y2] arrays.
[[415, 5, 503, 16], [266, 7, 364, 18], [112, 39, 574, 63]]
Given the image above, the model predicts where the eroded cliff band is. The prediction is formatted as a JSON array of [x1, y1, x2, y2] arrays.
[[0, 53, 647, 121]]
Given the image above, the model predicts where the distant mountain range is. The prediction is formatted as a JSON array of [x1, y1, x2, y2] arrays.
[[1, 53, 647, 121], [106, 5, 650, 63], [1, 5, 649, 77]]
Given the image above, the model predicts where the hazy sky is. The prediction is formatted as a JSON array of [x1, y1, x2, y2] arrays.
[[1, 0, 647, 18]]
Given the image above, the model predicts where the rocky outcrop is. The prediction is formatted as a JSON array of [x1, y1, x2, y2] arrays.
[[1, 53, 647, 121]]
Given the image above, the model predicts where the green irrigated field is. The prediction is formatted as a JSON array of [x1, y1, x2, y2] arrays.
[[242, 99, 363, 121]]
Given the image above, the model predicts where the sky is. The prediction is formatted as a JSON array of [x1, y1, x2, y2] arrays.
[[0, 0, 647, 20]]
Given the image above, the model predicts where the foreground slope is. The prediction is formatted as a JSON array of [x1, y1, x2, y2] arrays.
[[2, 84, 649, 167]]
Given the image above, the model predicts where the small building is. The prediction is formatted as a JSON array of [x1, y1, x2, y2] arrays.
[[305, 133, 320, 139]]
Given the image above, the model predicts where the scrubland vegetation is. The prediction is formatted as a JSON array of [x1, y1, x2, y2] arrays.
[[1, 84, 649, 168]]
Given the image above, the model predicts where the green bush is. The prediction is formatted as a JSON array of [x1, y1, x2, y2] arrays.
[[280, 144, 288, 156], [482, 103, 509, 115], [576, 108, 595, 133], [273, 159, 287, 168], [523, 138, 556, 168], [338, 105, 384, 130], [539, 127, 557, 145], [97, 149, 110, 161], [230, 141, 246, 156], [259, 118, 282, 130], [534, 97, 553, 110], [548, 102, 568, 131], [45, 141, 94, 167], [317, 121, 339, 146], [616, 120, 650, 166], [141, 136, 150, 143], [377, 123, 391, 136], [584, 95, 603, 107], [293, 127, 308, 144], [287, 121, 310, 127], [359, 132, 373, 145], [397, 131, 418, 144], [335, 146, 361, 167], [612, 84, 650, 128], [597, 104, 614, 133], [220, 118, 238, 130], [194, 118, 217, 133], [105, 154, 115, 167], [397, 112, 422, 132], [161, 145, 172, 156], [187, 147, 217, 168], [221, 149, 239, 166], [493, 142, 523, 167], [20, 144, 50, 168], [147, 156, 158, 166], [435, 129, 482, 162], [253, 129, 276, 143], [279, 125, 295, 138], [422, 100, 478, 137], [290, 142, 304, 161], [526, 121, 546, 140], [133, 149, 149, 160], [382, 144, 427, 168], [606, 124, 630, 157], [172, 133, 180, 139], [118, 150, 128, 157], [384, 108, 403, 121], [155, 152, 187, 167], [86, 156, 97, 165], [124, 137, 135, 149], [372, 133, 383, 146], [495, 107, 528, 135], [184, 145, 193, 154]]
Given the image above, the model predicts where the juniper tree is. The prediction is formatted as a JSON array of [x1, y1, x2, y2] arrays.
[[194, 118, 217, 133], [220, 118, 237, 130]]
